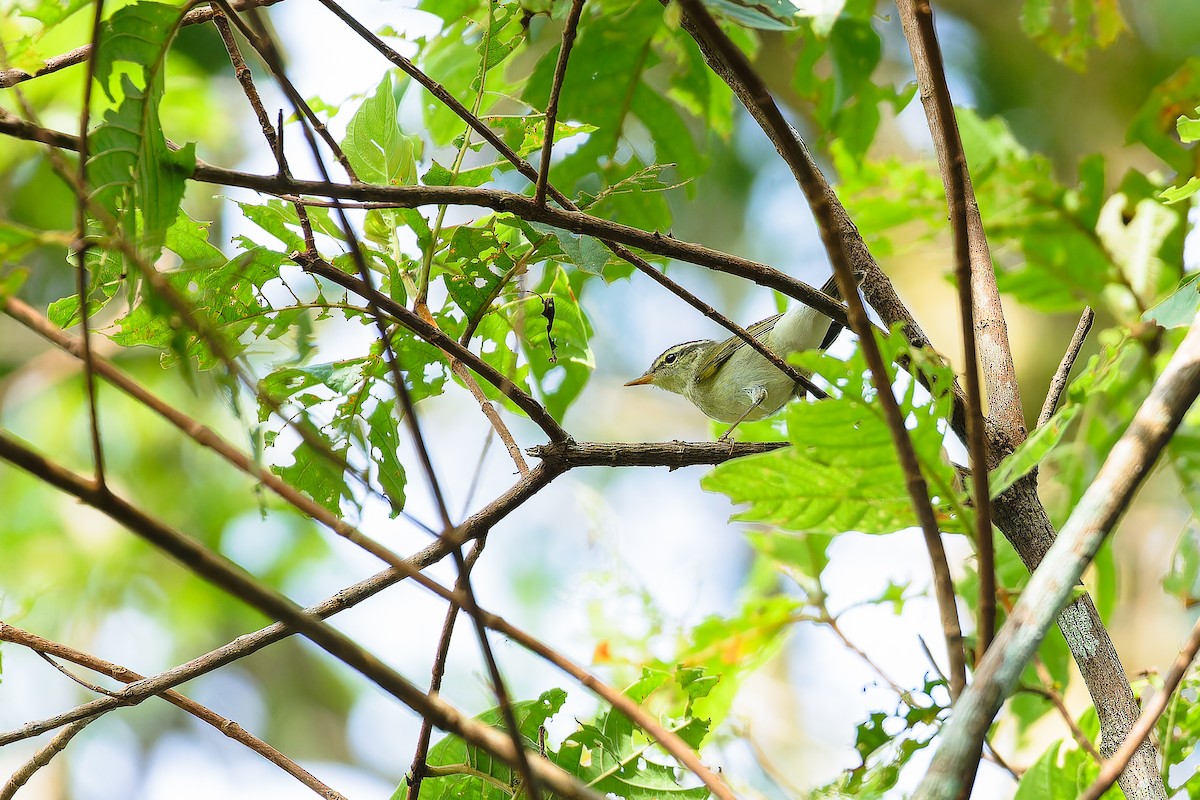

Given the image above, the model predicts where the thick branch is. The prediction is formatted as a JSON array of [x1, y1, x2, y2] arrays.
[[916, 316, 1200, 800], [1081, 614, 1200, 799]]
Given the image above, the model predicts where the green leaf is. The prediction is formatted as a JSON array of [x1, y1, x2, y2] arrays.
[[527, 223, 608, 276], [990, 404, 1081, 499], [1160, 176, 1200, 204], [368, 402, 407, 517], [342, 71, 421, 187], [1178, 107, 1200, 143], [703, 0, 798, 30], [1143, 273, 1200, 329]]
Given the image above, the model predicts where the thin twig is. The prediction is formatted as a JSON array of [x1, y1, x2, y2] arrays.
[[74, 0, 107, 491], [915, 314, 1200, 800], [1038, 306, 1095, 428], [297, 252, 571, 442], [1080, 615, 1200, 799], [211, 7, 317, 249], [311, 0, 830, 398], [406, 538, 489, 800], [671, 0, 966, 700], [1, 623, 349, 800], [36, 652, 119, 697], [2, 297, 436, 538], [534, 0, 585, 206]]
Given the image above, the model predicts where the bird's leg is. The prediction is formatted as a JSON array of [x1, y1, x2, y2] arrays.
[[718, 385, 768, 442]]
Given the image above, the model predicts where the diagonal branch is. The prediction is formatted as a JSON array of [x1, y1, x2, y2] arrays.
[[312, 0, 827, 398], [1038, 307, 1095, 428], [1081, 615, 1200, 799], [896, 0, 996, 690], [672, 0, 966, 699], [915, 313, 1200, 800], [0, 465, 553, 746]]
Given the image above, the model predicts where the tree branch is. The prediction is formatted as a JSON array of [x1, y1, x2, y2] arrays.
[[0, 465, 554, 746], [1080, 613, 1200, 799], [916, 315, 1200, 800], [895, 0, 1025, 456], [0, 0, 288, 89]]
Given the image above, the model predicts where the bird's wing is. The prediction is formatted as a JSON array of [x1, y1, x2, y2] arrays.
[[694, 314, 782, 383]]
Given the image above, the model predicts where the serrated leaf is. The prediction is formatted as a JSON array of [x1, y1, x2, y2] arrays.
[[273, 439, 353, 516], [412, 690, 567, 800]]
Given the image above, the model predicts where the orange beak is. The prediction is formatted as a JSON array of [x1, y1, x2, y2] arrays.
[[624, 373, 655, 387]]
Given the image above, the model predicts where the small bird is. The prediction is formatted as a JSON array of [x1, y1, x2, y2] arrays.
[[625, 275, 848, 439]]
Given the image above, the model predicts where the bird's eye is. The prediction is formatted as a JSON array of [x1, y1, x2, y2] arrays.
[[664, 352, 678, 364]]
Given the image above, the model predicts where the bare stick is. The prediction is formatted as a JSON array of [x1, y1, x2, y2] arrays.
[[1038, 307, 1095, 428], [406, 539, 488, 800], [1080, 616, 1200, 799], [0, 430, 602, 800], [0, 623, 349, 800], [0, 720, 89, 800], [73, 0, 107, 490], [914, 314, 1200, 800], [896, 2, 996, 719], [673, 0, 966, 699], [534, 0, 585, 206]]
